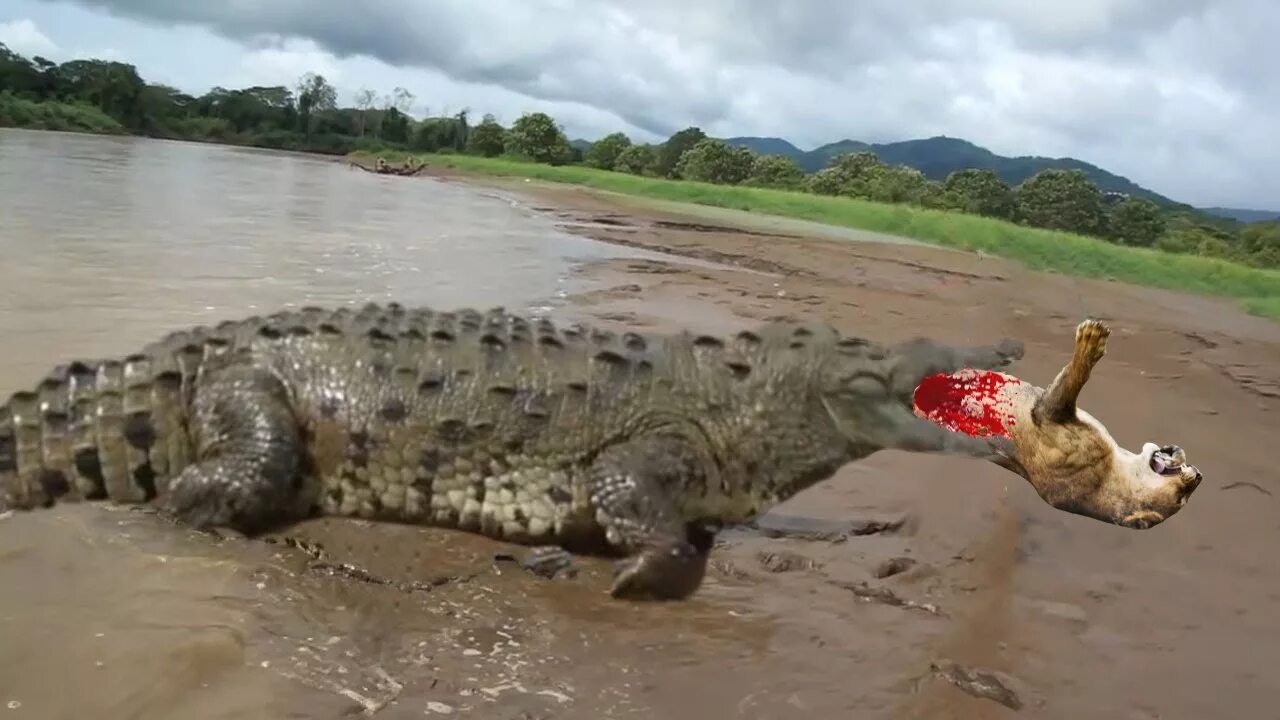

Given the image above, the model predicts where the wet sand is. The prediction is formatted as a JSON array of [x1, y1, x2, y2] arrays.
[[3, 144, 1279, 719]]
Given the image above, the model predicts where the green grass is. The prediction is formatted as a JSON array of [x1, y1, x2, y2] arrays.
[[354, 151, 1280, 320], [1242, 296, 1280, 318], [0, 93, 125, 134]]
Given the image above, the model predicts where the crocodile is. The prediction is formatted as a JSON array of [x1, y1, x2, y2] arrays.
[[0, 304, 1202, 600]]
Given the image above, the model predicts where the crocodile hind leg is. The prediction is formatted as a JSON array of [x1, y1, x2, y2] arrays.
[[156, 360, 308, 535], [587, 433, 715, 600], [1033, 319, 1109, 425]]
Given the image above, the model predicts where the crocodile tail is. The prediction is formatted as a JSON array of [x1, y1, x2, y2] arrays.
[[0, 345, 198, 512], [0, 302, 392, 513]]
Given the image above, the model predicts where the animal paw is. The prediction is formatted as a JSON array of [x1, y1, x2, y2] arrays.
[[1120, 510, 1165, 529], [609, 539, 707, 600], [1075, 319, 1110, 365], [156, 465, 278, 534]]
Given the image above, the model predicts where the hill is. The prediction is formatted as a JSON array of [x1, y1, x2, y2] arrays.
[[1200, 206, 1280, 224], [725, 135, 1182, 207]]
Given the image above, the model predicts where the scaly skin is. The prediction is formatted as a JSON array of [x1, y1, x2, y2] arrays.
[[0, 302, 1026, 600]]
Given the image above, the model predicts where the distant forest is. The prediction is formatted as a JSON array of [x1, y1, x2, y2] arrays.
[[1, 43, 1275, 269]]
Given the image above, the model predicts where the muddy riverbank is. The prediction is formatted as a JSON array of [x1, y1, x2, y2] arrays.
[[2, 134, 1278, 719], [405, 164, 1280, 718]]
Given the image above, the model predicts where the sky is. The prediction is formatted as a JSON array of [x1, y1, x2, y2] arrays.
[[1, 0, 1276, 209]]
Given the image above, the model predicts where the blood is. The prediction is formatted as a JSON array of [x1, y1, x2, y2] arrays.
[[912, 369, 1018, 438]]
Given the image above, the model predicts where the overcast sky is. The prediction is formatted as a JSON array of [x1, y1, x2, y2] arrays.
[[2, 0, 1276, 209]]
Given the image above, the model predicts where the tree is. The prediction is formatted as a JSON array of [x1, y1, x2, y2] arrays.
[[381, 107, 411, 143], [389, 87, 414, 114], [674, 138, 754, 184], [465, 114, 506, 157], [50, 59, 147, 128], [0, 42, 42, 97], [805, 167, 846, 196], [504, 111, 572, 164], [1106, 197, 1166, 247], [941, 168, 1015, 218], [295, 72, 336, 137], [805, 151, 885, 198], [1236, 221, 1280, 268], [354, 87, 377, 136], [411, 114, 468, 152], [865, 165, 935, 205], [613, 144, 657, 175], [451, 109, 470, 151], [654, 126, 706, 178], [746, 154, 805, 189], [829, 151, 884, 177], [584, 131, 632, 170], [1015, 169, 1107, 235], [135, 83, 197, 132], [1155, 216, 1237, 260], [296, 73, 336, 111]]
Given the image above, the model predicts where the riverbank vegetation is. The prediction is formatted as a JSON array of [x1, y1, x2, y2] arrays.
[[3, 42, 1277, 317]]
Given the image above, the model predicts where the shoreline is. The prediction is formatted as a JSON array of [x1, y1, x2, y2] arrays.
[[351, 150, 1280, 321], [5, 126, 1275, 319], [367, 154, 1280, 334]]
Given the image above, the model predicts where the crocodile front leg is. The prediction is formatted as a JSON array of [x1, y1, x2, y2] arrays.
[[156, 359, 309, 535], [588, 433, 714, 601]]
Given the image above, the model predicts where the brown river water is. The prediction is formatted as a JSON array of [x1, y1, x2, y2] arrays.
[[2, 128, 1279, 720]]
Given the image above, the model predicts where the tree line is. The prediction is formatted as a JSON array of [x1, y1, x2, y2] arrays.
[[571, 128, 1278, 269], [1, 43, 1274, 269]]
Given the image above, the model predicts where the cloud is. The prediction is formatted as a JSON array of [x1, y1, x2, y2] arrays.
[[226, 37, 346, 91], [10, 0, 1280, 208], [0, 17, 59, 57]]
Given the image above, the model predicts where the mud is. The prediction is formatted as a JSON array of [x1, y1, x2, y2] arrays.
[[3, 140, 1279, 719], [420, 167, 1280, 718]]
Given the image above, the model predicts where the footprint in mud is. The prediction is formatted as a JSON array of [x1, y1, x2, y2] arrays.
[[756, 549, 820, 573], [928, 660, 1031, 711], [873, 556, 918, 579]]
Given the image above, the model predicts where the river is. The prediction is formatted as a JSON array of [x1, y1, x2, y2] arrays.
[[0, 128, 665, 386], [0, 129, 757, 720]]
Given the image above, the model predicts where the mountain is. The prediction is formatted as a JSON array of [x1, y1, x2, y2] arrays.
[[724, 135, 1183, 207], [1199, 207, 1280, 224], [723, 136, 805, 157]]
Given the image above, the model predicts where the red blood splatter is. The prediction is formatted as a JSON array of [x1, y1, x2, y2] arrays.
[[913, 370, 1017, 438]]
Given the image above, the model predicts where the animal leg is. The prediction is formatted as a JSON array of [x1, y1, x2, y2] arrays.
[[1034, 319, 1109, 425], [587, 433, 714, 600], [156, 361, 308, 535]]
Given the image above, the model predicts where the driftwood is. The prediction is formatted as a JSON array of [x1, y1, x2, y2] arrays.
[[350, 157, 429, 177]]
